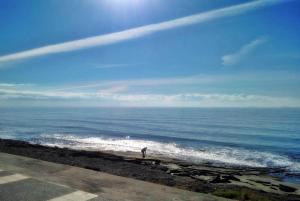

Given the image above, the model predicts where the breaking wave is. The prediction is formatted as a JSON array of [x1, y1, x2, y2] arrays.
[[34, 133, 300, 173]]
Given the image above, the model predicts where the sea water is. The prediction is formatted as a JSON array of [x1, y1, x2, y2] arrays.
[[0, 107, 299, 182]]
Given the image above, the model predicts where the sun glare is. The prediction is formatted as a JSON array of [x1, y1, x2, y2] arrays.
[[104, 0, 143, 8]]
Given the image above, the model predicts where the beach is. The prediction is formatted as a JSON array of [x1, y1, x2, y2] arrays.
[[1, 138, 299, 201]]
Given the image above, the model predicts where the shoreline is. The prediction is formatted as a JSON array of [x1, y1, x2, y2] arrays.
[[1, 138, 300, 200]]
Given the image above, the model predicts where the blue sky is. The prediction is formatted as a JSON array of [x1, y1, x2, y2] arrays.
[[0, 0, 299, 107]]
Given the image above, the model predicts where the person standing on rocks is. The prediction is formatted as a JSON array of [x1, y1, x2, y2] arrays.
[[141, 147, 147, 158]]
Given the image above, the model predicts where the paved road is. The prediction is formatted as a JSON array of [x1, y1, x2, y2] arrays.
[[0, 168, 98, 201], [0, 152, 233, 201]]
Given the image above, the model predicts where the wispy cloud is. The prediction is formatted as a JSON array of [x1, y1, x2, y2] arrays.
[[96, 93, 300, 107], [0, 83, 34, 87], [0, 88, 87, 99], [98, 86, 128, 94], [54, 75, 219, 91], [0, 88, 299, 107], [222, 36, 267, 66], [55, 70, 300, 92], [0, 0, 291, 65], [93, 63, 133, 69]]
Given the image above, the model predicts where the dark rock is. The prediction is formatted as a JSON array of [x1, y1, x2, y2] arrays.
[[271, 186, 278, 190], [190, 175, 215, 182], [84, 166, 101, 171], [172, 171, 190, 177], [222, 175, 240, 182], [211, 175, 236, 183], [211, 175, 226, 183], [279, 184, 296, 192]]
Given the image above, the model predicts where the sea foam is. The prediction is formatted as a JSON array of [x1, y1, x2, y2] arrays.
[[36, 133, 300, 172]]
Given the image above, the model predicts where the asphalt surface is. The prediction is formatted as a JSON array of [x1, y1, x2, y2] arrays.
[[0, 152, 233, 201], [0, 169, 98, 201]]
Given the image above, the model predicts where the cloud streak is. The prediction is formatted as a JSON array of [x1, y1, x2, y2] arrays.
[[54, 70, 300, 92], [0, 88, 87, 99], [222, 36, 267, 66], [93, 63, 133, 69], [0, 83, 34, 87], [0, 0, 291, 64], [0, 88, 299, 107], [54, 75, 220, 91]]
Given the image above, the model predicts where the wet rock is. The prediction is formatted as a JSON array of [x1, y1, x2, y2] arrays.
[[222, 175, 240, 182], [191, 175, 215, 182], [249, 179, 271, 186], [172, 171, 190, 177], [211, 174, 224, 183], [279, 184, 296, 192], [168, 169, 183, 174], [271, 186, 278, 190], [211, 175, 238, 183], [155, 165, 168, 171]]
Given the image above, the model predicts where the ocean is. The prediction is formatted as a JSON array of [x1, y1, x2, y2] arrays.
[[0, 107, 300, 182]]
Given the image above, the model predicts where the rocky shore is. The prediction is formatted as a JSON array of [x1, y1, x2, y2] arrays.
[[0, 138, 299, 201]]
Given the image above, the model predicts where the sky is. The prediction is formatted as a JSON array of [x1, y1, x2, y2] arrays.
[[0, 0, 300, 107]]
